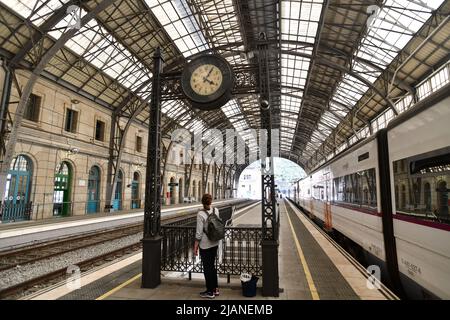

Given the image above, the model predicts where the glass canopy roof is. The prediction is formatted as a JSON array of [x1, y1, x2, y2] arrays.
[[1, 0, 447, 170], [307, 0, 446, 166], [145, 0, 209, 57]]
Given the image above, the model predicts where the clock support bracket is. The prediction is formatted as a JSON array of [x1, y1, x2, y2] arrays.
[[142, 44, 280, 298]]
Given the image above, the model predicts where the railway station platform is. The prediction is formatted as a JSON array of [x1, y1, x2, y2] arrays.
[[25, 199, 397, 300], [0, 199, 246, 250]]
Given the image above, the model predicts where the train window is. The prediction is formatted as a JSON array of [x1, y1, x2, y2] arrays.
[[332, 168, 377, 209], [393, 147, 450, 224], [313, 185, 323, 199], [334, 177, 344, 202]]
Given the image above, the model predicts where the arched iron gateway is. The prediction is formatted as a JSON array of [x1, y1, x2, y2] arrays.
[[112, 170, 123, 211], [141, 44, 279, 297], [131, 172, 141, 209], [1, 155, 33, 222], [87, 166, 101, 214]]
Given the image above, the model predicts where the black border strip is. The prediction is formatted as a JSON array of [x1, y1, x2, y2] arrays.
[[377, 129, 405, 298]]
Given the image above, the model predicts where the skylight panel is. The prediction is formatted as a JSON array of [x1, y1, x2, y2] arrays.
[[3, 0, 213, 139], [221, 101, 240, 118], [319, 0, 447, 147], [25, 4, 148, 94], [220, 100, 260, 155], [186, 119, 207, 134], [317, 123, 332, 135], [356, 0, 445, 70], [329, 103, 347, 118], [281, 95, 302, 113], [353, 60, 379, 83], [1, 0, 70, 26], [321, 111, 340, 127], [331, 75, 368, 114], [281, 55, 310, 88], [145, 0, 209, 57], [162, 101, 191, 122], [281, 0, 323, 44]]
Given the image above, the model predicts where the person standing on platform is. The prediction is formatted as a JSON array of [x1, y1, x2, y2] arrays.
[[194, 193, 220, 299]]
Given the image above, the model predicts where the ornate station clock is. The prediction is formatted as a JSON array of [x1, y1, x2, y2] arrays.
[[181, 54, 234, 111]]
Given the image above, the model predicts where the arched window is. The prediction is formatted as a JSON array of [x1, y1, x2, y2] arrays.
[[413, 183, 420, 208], [437, 181, 449, 217], [3, 155, 33, 221], [400, 185, 406, 210], [395, 185, 399, 208], [424, 182, 431, 212], [169, 177, 176, 205], [53, 162, 72, 216], [192, 180, 197, 202], [87, 166, 100, 214], [179, 152, 184, 165]]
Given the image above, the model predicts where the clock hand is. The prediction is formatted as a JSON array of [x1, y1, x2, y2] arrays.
[[202, 77, 216, 86], [206, 67, 214, 79]]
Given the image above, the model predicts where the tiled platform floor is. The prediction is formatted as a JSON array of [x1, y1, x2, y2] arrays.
[[93, 200, 391, 300]]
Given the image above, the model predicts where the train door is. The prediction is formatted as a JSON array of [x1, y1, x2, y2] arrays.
[[113, 170, 123, 211], [2, 155, 32, 221], [53, 162, 72, 216], [87, 166, 100, 213], [324, 172, 332, 231]]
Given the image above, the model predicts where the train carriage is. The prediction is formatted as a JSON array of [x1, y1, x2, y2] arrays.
[[387, 91, 450, 299], [291, 84, 450, 299]]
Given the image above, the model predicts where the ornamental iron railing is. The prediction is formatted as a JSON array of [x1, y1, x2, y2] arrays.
[[0, 201, 33, 222], [161, 225, 263, 278]]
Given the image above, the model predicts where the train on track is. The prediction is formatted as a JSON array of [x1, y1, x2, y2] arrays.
[[289, 84, 450, 299]]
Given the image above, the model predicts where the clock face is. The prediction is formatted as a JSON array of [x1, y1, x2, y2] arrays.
[[190, 64, 223, 96], [181, 55, 233, 111]]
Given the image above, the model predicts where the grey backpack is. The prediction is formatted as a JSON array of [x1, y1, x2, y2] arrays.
[[204, 208, 225, 241]]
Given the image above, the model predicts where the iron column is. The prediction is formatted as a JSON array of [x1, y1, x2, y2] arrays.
[[142, 47, 164, 288], [258, 33, 279, 297]]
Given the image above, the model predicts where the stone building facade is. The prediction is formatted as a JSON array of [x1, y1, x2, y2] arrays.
[[1, 69, 238, 221]]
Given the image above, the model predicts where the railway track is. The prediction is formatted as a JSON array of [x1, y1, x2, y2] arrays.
[[0, 242, 143, 300], [0, 200, 257, 299], [0, 224, 143, 272]]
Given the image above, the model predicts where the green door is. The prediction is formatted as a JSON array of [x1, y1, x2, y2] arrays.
[[53, 162, 72, 216]]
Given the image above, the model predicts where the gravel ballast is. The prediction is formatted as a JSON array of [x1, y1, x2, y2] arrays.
[[0, 233, 142, 290]]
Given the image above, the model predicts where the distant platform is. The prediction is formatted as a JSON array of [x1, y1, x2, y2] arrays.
[[0, 199, 246, 250]]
